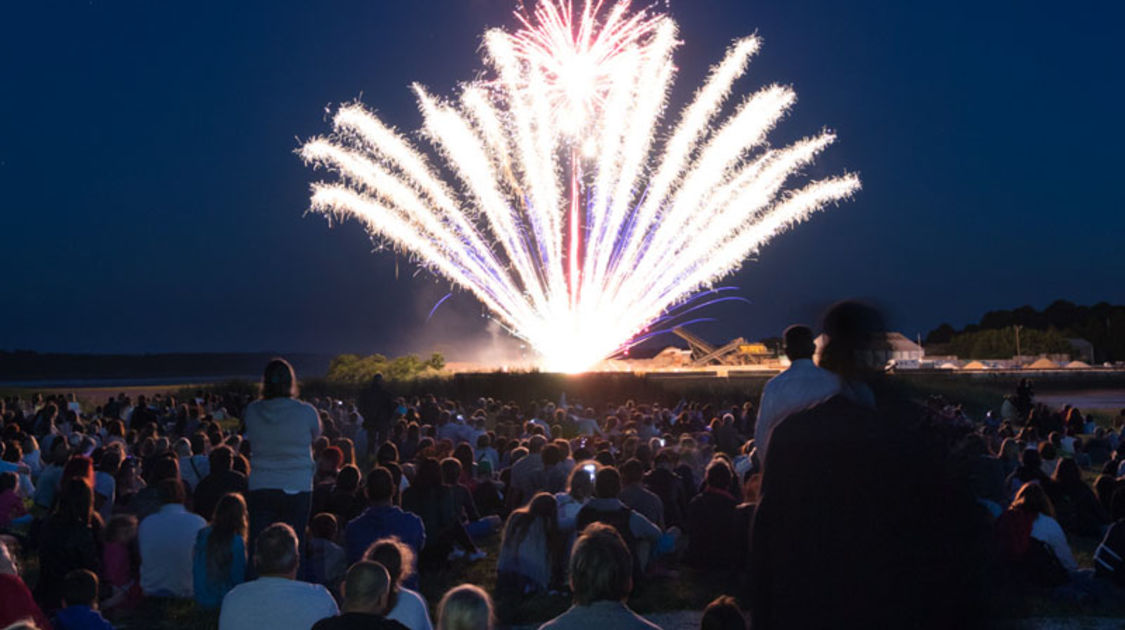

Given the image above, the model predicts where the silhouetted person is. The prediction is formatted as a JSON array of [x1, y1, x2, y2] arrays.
[[750, 301, 992, 630], [754, 324, 841, 464], [359, 374, 396, 455]]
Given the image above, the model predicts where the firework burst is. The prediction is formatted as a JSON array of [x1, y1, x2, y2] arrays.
[[302, 0, 860, 372]]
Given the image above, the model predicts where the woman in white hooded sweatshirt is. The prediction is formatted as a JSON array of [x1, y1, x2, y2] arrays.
[[243, 358, 322, 558]]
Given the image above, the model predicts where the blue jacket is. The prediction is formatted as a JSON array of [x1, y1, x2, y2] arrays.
[[192, 526, 247, 609], [345, 504, 425, 564], [54, 605, 114, 630]]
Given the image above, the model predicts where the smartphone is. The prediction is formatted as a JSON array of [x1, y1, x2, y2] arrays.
[[583, 463, 597, 481], [658, 438, 666, 447]]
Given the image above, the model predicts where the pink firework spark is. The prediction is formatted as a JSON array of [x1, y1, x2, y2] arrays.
[[507, 0, 664, 136]]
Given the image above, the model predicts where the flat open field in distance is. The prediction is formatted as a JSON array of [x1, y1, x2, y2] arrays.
[[5, 368, 1123, 419]]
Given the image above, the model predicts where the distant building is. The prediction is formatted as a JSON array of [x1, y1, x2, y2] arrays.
[[1067, 338, 1095, 363]]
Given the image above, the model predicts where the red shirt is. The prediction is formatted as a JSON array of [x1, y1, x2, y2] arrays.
[[0, 574, 51, 629]]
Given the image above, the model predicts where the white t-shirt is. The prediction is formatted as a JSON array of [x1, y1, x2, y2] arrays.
[[1030, 513, 1078, 572], [139, 504, 207, 597], [387, 586, 433, 630], [219, 577, 338, 630], [244, 398, 322, 493], [755, 359, 842, 464]]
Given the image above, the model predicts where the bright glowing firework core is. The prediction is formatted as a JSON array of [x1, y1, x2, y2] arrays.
[[302, 0, 860, 373], [506, 0, 662, 138]]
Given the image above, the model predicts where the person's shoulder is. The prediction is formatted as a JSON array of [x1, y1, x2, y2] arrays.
[[222, 578, 260, 605], [294, 398, 320, 414], [399, 586, 428, 606]]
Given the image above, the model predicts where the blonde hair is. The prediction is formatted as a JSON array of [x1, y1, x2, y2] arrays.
[[438, 584, 493, 630]]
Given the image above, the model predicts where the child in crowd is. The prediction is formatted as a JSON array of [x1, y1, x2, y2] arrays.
[[305, 512, 348, 595], [0, 472, 29, 529], [192, 492, 248, 609], [101, 514, 140, 613], [52, 569, 114, 630]]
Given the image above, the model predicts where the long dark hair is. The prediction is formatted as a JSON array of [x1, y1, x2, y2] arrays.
[[54, 478, 94, 525], [206, 493, 248, 582], [1011, 482, 1056, 519], [260, 358, 298, 400], [364, 536, 416, 613], [502, 492, 558, 549], [413, 458, 443, 495]]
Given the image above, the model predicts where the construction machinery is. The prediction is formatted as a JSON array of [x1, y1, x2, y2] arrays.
[[672, 327, 775, 366]]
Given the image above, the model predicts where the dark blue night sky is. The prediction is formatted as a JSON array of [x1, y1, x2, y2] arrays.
[[1, 0, 1121, 358]]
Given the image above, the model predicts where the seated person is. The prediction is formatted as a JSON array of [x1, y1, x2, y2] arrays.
[[539, 523, 658, 630], [575, 467, 661, 574], [364, 537, 434, 630], [306, 513, 348, 595], [437, 584, 494, 630], [219, 523, 339, 630], [618, 459, 664, 530], [497, 493, 562, 595], [311, 561, 408, 630], [193, 493, 248, 609], [345, 467, 425, 568], [1094, 487, 1125, 586], [53, 569, 114, 630], [685, 459, 742, 570], [139, 479, 207, 598]]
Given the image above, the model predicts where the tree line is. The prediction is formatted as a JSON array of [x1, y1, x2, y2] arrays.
[[925, 300, 1125, 362]]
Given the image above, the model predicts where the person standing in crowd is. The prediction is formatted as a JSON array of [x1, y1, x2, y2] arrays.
[[437, 584, 494, 630], [139, 479, 207, 598], [750, 302, 992, 630], [754, 325, 841, 465], [219, 523, 339, 630], [193, 492, 249, 609], [539, 523, 659, 630], [311, 561, 409, 630], [359, 374, 397, 455], [243, 358, 322, 553]]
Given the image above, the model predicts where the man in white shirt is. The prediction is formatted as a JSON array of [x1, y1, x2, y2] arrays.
[[221, 522, 339, 630], [755, 325, 842, 466], [138, 479, 207, 597]]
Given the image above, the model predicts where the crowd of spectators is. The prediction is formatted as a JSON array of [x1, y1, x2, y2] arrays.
[[2, 302, 1125, 629]]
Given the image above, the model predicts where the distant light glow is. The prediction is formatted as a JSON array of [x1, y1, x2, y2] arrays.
[[302, 0, 859, 373]]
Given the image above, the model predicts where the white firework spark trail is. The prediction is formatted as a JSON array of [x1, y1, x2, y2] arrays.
[[302, 0, 860, 373]]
